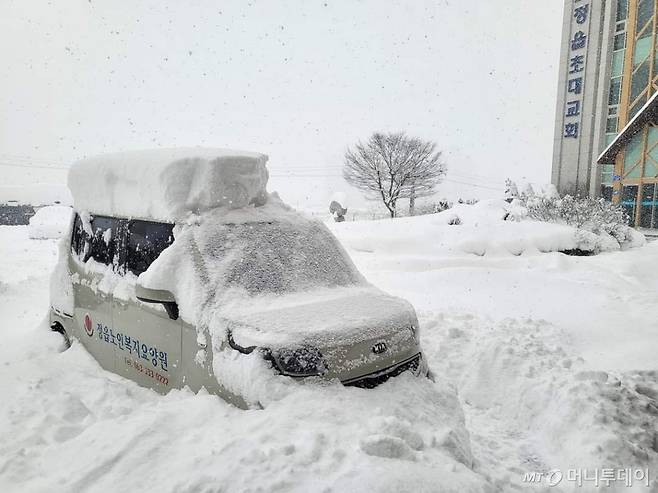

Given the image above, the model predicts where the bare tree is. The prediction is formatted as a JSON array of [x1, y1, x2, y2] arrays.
[[343, 132, 446, 217]]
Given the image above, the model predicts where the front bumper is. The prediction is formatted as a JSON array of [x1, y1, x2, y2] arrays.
[[341, 352, 426, 389]]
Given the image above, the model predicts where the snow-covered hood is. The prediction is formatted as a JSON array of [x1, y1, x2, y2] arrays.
[[223, 285, 417, 349]]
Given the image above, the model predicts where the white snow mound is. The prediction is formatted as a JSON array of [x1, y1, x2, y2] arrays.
[[28, 205, 73, 239], [68, 148, 269, 221]]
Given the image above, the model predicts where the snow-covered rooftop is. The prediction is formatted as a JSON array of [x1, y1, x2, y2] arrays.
[[68, 147, 269, 221]]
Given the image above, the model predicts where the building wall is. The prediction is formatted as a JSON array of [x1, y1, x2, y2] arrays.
[[554, 0, 658, 227], [552, 0, 616, 197], [613, 0, 658, 228]]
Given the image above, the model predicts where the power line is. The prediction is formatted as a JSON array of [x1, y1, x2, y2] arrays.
[[270, 173, 502, 191], [0, 154, 67, 166], [0, 161, 69, 170], [0, 160, 502, 191]]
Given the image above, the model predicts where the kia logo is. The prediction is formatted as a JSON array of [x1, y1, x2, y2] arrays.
[[372, 342, 388, 354]]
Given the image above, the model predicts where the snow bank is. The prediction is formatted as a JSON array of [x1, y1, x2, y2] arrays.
[[329, 200, 580, 258], [3, 205, 658, 490], [329, 199, 645, 257], [429, 313, 658, 482], [68, 148, 269, 221], [0, 225, 490, 491], [28, 205, 73, 239], [330, 210, 658, 488]]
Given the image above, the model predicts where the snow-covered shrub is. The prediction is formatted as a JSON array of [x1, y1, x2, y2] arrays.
[[526, 195, 628, 238], [513, 190, 644, 252], [504, 178, 519, 203], [523, 195, 562, 223]]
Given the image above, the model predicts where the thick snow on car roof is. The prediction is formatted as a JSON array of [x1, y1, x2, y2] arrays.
[[68, 147, 269, 221]]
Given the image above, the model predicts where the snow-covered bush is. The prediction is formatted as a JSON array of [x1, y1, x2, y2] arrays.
[[504, 178, 519, 203], [510, 188, 644, 252], [527, 195, 628, 238]]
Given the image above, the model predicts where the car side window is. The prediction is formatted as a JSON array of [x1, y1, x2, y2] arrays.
[[89, 216, 117, 265], [126, 220, 174, 275], [71, 213, 86, 257]]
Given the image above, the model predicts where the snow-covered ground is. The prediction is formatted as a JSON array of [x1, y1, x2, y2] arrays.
[[1, 205, 657, 492]]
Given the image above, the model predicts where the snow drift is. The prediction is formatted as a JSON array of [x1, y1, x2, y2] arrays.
[[28, 205, 72, 239], [2, 198, 658, 490], [328, 199, 645, 258]]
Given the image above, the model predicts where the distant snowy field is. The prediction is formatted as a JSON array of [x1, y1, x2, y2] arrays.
[[0, 204, 657, 492]]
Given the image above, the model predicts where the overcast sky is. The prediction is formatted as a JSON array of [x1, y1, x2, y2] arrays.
[[0, 0, 563, 210]]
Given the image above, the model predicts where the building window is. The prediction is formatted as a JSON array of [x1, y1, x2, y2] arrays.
[[624, 131, 644, 175], [646, 156, 658, 176], [636, 0, 654, 33], [633, 31, 653, 65], [609, 78, 623, 105], [606, 116, 619, 133], [630, 59, 650, 101], [611, 51, 625, 77], [616, 0, 628, 22], [639, 183, 656, 227], [645, 127, 658, 176], [601, 164, 614, 185], [615, 32, 627, 51], [621, 185, 639, 224], [629, 95, 647, 119]]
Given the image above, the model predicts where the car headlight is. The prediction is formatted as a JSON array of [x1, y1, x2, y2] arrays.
[[272, 346, 327, 377]]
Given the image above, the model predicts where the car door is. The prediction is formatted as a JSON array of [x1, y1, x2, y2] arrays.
[[69, 213, 119, 372], [111, 219, 182, 393]]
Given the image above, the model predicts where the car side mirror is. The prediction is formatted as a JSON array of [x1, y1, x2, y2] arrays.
[[135, 284, 179, 321]]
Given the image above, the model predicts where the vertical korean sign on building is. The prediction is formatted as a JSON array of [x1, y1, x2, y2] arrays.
[[564, 0, 591, 140]]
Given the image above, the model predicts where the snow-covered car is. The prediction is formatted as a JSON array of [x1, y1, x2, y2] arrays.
[[49, 148, 428, 408]]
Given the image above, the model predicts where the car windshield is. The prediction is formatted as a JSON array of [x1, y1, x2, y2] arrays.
[[199, 221, 363, 295]]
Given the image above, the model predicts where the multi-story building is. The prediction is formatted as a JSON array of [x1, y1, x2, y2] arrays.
[[553, 0, 658, 228]]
